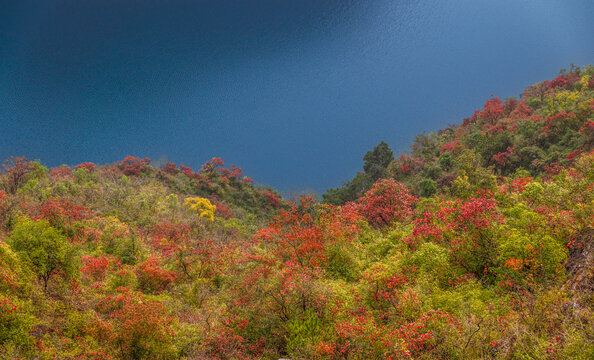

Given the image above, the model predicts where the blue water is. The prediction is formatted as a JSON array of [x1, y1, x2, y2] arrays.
[[1, 0, 593, 194]]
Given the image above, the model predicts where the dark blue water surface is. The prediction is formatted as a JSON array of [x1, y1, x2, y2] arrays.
[[1, 0, 593, 194]]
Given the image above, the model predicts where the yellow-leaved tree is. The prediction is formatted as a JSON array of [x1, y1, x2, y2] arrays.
[[183, 197, 216, 222]]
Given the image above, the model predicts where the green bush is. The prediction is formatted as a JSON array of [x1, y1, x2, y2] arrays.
[[8, 217, 74, 291]]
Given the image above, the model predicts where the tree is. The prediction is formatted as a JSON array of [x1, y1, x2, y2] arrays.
[[323, 142, 394, 205], [75, 162, 97, 173], [183, 197, 216, 222], [355, 178, 418, 229], [363, 141, 394, 181], [323, 172, 372, 205], [420, 178, 438, 197], [255, 196, 325, 267], [119, 156, 150, 176], [1, 157, 33, 194], [8, 217, 73, 291], [94, 290, 176, 360], [439, 152, 453, 170], [135, 257, 176, 293]]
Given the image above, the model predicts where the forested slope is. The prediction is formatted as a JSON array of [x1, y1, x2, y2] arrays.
[[0, 66, 593, 359]]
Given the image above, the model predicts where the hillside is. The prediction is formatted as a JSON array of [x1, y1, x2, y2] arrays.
[[324, 64, 594, 203], [0, 66, 593, 359]]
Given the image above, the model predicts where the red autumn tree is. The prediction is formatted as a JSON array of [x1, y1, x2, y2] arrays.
[[261, 189, 281, 208], [135, 257, 176, 294], [149, 220, 221, 278], [545, 73, 580, 90], [464, 97, 505, 127], [200, 157, 224, 173], [208, 197, 233, 219], [161, 162, 179, 175], [355, 178, 418, 229], [81, 255, 111, 282], [255, 197, 361, 269], [38, 197, 92, 231], [255, 197, 325, 268], [49, 166, 74, 180], [150, 221, 192, 257], [75, 162, 97, 173], [479, 97, 505, 125], [179, 164, 200, 180], [93, 289, 176, 359], [1, 157, 33, 194], [118, 156, 150, 176], [492, 146, 516, 169]]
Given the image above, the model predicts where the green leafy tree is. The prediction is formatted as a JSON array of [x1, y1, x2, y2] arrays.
[[8, 217, 73, 291], [420, 178, 438, 197], [363, 141, 394, 181], [439, 152, 453, 170], [323, 141, 393, 205], [323, 171, 372, 205]]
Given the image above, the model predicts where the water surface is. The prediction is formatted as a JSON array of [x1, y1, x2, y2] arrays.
[[1, 0, 593, 193]]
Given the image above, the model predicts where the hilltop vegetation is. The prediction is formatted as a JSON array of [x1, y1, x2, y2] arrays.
[[325, 65, 594, 203], [0, 66, 593, 359]]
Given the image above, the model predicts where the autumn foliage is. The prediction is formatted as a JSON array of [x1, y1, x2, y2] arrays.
[[0, 67, 593, 359], [352, 178, 418, 228], [118, 156, 150, 176]]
